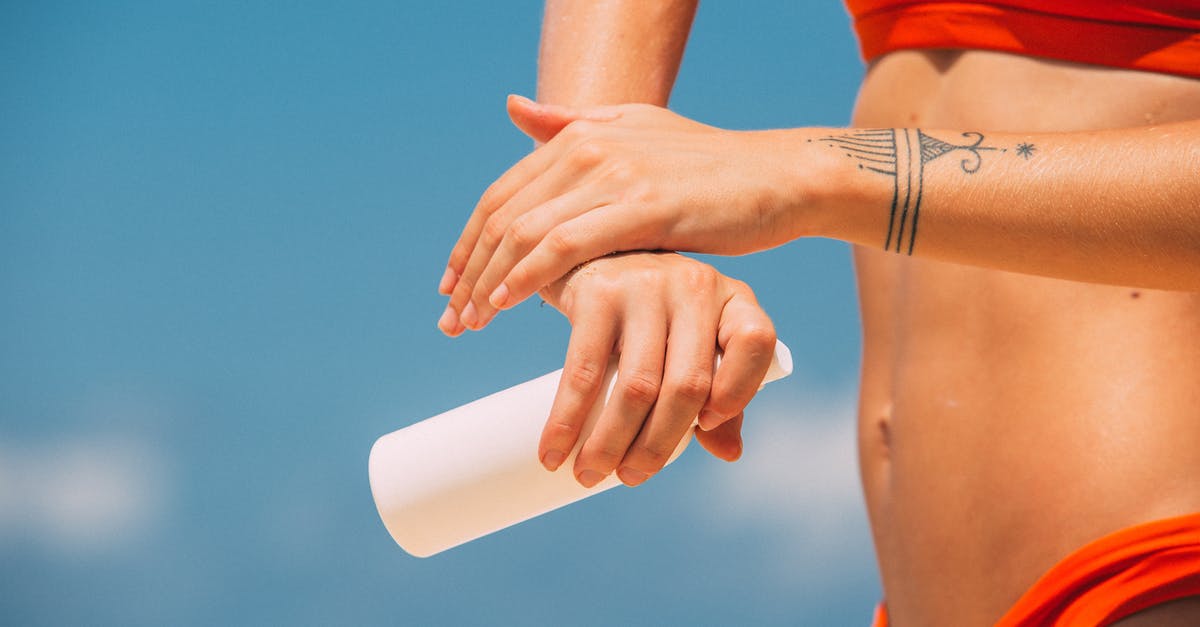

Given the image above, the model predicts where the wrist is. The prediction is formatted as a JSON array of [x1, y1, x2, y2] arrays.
[[768, 127, 892, 246]]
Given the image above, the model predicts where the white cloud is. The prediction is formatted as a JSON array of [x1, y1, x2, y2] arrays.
[[690, 384, 875, 582], [0, 435, 169, 555]]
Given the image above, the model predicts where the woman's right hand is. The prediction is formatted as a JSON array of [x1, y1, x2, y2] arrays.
[[436, 96, 823, 336], [537, 251, 777, 488]]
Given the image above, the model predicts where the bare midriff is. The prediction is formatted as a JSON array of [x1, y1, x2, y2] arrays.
[[851, 50, 1200, 626]]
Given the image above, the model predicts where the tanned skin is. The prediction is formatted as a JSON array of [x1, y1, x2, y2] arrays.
[[437, 3, 1200, 624], [853, 50, 1200, 625]]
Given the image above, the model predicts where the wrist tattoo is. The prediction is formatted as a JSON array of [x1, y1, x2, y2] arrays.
[[812, 129, 1002, 255]]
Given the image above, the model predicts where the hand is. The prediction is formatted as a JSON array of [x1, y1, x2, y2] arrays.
[[437, 95, 813, 336], [535, 251, 777, 488]]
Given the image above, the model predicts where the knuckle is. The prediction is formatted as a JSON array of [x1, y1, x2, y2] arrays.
[[668, 369, 713, 405], [585, 442, 627, 470], [622, 180, 657, 206], [481, 216, 508, 249], [449, 279, 475, 309], [506, 263, 534, 295], [619, 371, 661, 407], [569, 137, 607, 167], [604, 159, 636, 185], [740, 320, 778, 352], [505, 214, 538, 251], [681, 264, 719, 293], [564, 360, 606, 395], [629, 443, 671, 470], [454, 273, 476, 293], [729, 278, 753, 295], [544, 226, 577, 257], [586, 272, 625, 299], [706, 386, 746, 416], [544, 418, 581, 443], [622, 265, 667, 292], [476, 183, 503, 215], [562, 119, 596, 141]]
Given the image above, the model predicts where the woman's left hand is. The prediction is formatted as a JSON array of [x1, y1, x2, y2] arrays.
[[535, 251, 777, 487], [437, 95, 814, 336]]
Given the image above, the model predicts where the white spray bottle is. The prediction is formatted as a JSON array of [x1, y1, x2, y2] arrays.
[[368, 340, 793, 557]]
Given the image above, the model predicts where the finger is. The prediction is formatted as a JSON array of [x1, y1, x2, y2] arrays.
[[437, 265, 457, 296], [494, 205, 644, 314], [436, 304, 465, 337], [539, 302, 618, 472], [472, 182, 610, 326], [439, 135, 564, 303], [449, 155, 588, 330], [617, 287, 718, 487], [507, 94, 620, 145], [698, 294, 777, 431], [573, 305, 667, 488], [695, 412, 744, 462]]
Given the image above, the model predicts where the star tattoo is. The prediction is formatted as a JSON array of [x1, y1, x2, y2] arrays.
[[1015, 142, 1036, 159]]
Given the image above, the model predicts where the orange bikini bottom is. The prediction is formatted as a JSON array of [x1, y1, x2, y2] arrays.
[[870, 512, 1200, 626]]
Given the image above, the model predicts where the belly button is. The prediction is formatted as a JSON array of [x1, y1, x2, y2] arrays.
[[877, 405, 893, 453]]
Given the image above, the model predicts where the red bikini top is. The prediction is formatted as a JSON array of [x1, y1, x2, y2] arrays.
[[845, 1, 1200, 78]]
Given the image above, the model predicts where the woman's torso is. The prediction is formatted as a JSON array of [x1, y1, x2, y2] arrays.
[[852, 49, 1200, 626]]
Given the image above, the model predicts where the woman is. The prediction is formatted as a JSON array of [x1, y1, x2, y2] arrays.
[[438, 2, 1200, 624]]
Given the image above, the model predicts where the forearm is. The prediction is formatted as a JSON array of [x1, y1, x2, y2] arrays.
[[797, 121, 1200, 290], [536, 0, 698, 296], [443, 104, 1199, 323], [442, 2, 701, 333], [538, 0, 697, 106]]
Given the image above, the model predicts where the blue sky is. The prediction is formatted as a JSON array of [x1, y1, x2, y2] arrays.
[[1, 2, 878, 624]]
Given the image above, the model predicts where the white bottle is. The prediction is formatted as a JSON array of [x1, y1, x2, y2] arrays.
[[368, 340, 793, 557]]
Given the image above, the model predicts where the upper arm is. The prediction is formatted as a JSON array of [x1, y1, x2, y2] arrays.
[[538, 0, 698, 107]]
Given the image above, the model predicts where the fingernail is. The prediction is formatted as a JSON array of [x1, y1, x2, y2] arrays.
[[437, 306, 459, 334], [460, 302, 478, 329], [541, 449, 565, 471], [577, 469, 605, 488], [698, 410, 724, 431], [617, 467, 648, 486], [510, 94, 534, 105], [728, 439, 743, 461], [438, 267, 457, 294], [489, 283, 509, 309]]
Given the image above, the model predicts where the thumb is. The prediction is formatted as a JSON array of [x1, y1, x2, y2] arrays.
[[506, 94, 620, 144], [694, 412, 744, 462]]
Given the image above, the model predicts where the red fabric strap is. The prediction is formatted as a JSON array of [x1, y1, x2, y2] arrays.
[[848, 1, 1200, 78], [870, 513, 1200, 626]]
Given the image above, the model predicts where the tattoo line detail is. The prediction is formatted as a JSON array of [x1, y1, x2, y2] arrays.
[[814, 129, 997, 254]]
